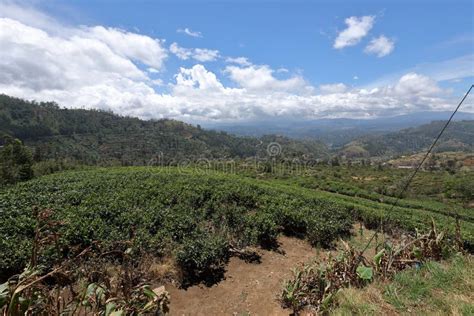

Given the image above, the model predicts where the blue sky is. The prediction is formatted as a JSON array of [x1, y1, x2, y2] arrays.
[[0, 0, 473, 122]]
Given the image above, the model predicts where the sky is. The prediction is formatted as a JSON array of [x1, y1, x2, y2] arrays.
[[0, 0, 473, 123]]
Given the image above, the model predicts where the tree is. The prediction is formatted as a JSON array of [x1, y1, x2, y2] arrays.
[[0, 136, 34, 185], [443, 159, 457, 174], [330, 156, 340, 167], [445, 175, 474, 202]]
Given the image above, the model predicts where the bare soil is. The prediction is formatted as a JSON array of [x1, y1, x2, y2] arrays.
[[166, 236, 319, 316]]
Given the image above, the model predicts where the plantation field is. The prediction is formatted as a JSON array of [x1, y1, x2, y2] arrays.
[[1, 166, 472, 283], [0, 167, 353, 280]]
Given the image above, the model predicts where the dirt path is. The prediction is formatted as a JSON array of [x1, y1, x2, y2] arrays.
[[166, 236, 319, 316]]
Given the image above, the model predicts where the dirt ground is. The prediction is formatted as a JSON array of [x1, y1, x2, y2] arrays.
[[166, 236, 320, 316]]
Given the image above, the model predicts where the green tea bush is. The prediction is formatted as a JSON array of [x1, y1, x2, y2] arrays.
[[0, 168, 355, 282], [2, 167, 470, 284], [176, 231, 229, 283]]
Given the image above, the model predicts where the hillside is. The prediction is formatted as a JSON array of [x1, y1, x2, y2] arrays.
[[339, 120, 474, 158], [2, 167, 472, 277], [204, 111, 474, 147], [0, 95, 328, 165]]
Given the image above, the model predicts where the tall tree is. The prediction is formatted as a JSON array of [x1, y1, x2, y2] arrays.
[[0, 136, 33, 185]]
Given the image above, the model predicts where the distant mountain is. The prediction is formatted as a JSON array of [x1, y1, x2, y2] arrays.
[[339, 120, 474, 158], [0, 95, 328, 165], [203, 112, 474, 147]]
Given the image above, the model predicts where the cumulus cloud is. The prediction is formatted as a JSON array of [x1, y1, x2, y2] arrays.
[[177, 27, 202, 38], [0, 6, 466, 122], [224, 65, 311, 93], [0, 0, 62, 34], [85, 26, 167, 69], [365, 35, 395, 57], [169, 42, 219, 62], [319, 83, 347, 94], [334, 15, 375, 49], [0, 18, 162, 91], [394, 73, 441, 96], [166, 66, 452, 120], [174, 64, 224, 91]]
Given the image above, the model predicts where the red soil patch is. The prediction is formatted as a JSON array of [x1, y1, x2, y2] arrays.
[[166, 236, 319, 315]]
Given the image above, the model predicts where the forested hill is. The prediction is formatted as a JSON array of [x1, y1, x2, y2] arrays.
[[0, 95, 328, 165], [340, 120, 474, 158]]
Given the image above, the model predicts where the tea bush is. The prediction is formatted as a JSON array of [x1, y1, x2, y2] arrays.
[[0, 167, 354, 281], [1, 166, 472, 282]]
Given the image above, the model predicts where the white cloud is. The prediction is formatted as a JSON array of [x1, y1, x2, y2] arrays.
[[225, 56, 252, 66], [177, 27, 202, 38], [0, 18, 156, 90], [319, 83, 347, 94], [0, 5, 467, 122], [225, 65, 311, 92], [353, 75, 359, 80], [85, 26, 167, 69], [193, 48, 220, 62], [170, 42, 219, 62], [365, 35, 394, 57], [0, 0, 62, 34], [334, 15, 375, 49], [165, 67, 452, 120], [393, 73, 441, 96], [169, 42, 191, 60], [174, 64, 223, 91]]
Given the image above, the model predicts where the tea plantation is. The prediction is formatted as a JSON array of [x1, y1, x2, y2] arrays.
[[0, 167, 472, 281]]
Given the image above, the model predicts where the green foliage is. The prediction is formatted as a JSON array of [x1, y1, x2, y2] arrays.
[[356, 265, 373, 281], [348, 120, 474, 157], [331, 255, 473, 315], [383, 255, 474, 314], [0, 136, 33, 185], [258, 165, 474, 247], [0, 167, 354, 281], [445, 173, 474, 202], [0, 94, 328, 166], [281, 222, 460, 313], [176, 232, 229, 281]]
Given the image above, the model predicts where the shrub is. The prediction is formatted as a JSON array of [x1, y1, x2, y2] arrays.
[[176, 232, 229, 283]]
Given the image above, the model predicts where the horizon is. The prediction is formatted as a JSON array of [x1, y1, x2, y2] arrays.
[[0, 0, 473, 123]]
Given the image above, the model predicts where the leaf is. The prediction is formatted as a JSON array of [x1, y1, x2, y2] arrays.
[[110, 310, 124, 316], [0, 282, 9, 307], [356, 265, 373, 281], [105, 301, 117, 316], [320, 292, 335, 311], [85, 283, 97, 298], [95, 285, 106, 301], [142, 285, 157, 299], [374, 249, 385, 266]]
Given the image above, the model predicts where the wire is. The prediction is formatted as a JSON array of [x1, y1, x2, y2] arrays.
[[359, 84, 474, 256]]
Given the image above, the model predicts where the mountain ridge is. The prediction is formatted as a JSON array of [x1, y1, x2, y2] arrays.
[[0, 94, 329, 165]]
